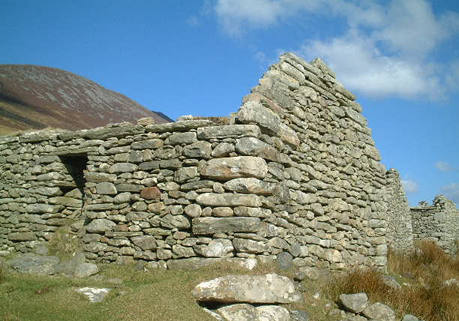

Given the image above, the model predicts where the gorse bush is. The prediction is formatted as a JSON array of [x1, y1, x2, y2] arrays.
[[328, 240, 459, 321]]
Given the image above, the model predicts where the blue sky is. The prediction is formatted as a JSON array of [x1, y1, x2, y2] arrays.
[[1, 0, 458, 206]]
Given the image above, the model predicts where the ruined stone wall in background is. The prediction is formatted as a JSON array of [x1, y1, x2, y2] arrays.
[[384, 169, 413, 251], [0, 53, 390, 270], [411, 195, 459, 254]]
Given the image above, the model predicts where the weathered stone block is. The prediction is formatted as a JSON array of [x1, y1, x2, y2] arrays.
[[192, 273, 301, 303], [95, 182, 117, 195], [86, 219, 116, 233], [194, 239, 234, 257], [167, 132, 197, 145], [109, 163, 137, 173], [183, 141, 212, 158], [174, 167, 198, 183], [235, 137, 279, 161], [8, 232, 36, 241], [196, 193, 262, 207], [197, 125, 261, 139], [131, 235, 157, 250], [224, 178, 275, 195], [192, 217, 261, 234], [233, 238, 267, 253], [237, 100, 281, 134], [200, 156, 268, 180]]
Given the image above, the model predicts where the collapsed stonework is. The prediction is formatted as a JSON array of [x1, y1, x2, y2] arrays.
[[0, 53, 456, 272], [411, 195, 459, 254]]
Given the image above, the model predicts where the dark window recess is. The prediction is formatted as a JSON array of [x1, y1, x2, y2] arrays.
[[58, 155, 88, 193]]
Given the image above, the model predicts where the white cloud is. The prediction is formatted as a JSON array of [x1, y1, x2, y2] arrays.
[[214, 0, 323, 36], [435, 161, 456, 172], [301, 33, 442, 98], [213, 0, 459, 98], [402, 179, 419, 193], [441, 183, 459, 203]]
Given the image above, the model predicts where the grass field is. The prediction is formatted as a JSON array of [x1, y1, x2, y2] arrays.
[[1, 241, 457, 321]]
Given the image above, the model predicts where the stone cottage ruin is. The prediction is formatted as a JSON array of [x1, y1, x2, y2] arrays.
[[0, 53, 457, 271]]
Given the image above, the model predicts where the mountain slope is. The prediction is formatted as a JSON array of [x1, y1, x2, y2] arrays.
[[0, 65, 172, 135]]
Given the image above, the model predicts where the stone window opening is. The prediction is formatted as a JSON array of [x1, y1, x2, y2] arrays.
[[58, 154, 89, 194]]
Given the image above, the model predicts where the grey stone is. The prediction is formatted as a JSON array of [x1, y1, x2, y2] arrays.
[[7, 253, 59, 275], [256, 305, 290, 321], [201, 156, 268, 180], [36, 187, 62, 196], [197, 125, 261, 139], [212, 207, 233, 217], [109, 163, 137, 173], [131, 139, 163, 149], [402, 315, 420, 321], [8, 232, 36, 241], [114, 192, 131, 203], [192, 217, 261, 234], [235, 137, 279, 161], [183, 141, 212, 158], [217, 303, 257, 321], [95, 182, 117, 195], [146, 120, 212, 133], [167, 132, 197, 144], [194, 239, 234, 257], [76, 287, 111, 303], [362, 302, 396, 321], [184, 204, 202, 218], [196, 193, 261, 207], [86, 219, 116, 233], [339, 293, 368, 313], [49, 196, 82, 207], [26, 204, 61, 213], [192, 273, 301, 304], [224, 178, 275, 195], [85, 172, 117, 183], [167, 258, 257, 270], [175, 167, 198, 183], [277, 251, 293, 270], [233, 238, 267, 253], [161, 214, 190, 229], [237, 100, 281, 134], [131, 235, 157, 250], [212, 142, 235, 157], [74, 263, 99, 278], [290, 310, 309, 321]]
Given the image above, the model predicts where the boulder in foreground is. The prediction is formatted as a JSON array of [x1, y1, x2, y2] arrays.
[[192, 273, 301, 304]]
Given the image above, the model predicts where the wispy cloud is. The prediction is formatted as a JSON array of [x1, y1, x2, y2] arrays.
[[441, 183, 459, 203], [435, 161, 456, 172], [213, 0, 459, 99], [402, 179, 419, 193]]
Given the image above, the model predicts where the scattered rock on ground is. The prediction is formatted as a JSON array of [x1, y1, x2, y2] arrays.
[[75, 287, 111, 303], [193, 273, 301, 304], [338, 293, 368, 313], [362, 302, 396, 321], [7, 253, 59, 275], [6, 252, 99, 278]]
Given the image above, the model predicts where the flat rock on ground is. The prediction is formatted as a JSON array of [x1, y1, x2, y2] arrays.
[[193, 273, 301, 304]]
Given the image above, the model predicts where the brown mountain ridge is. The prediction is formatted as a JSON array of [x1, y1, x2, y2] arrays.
[[0, 64, 172, 135]]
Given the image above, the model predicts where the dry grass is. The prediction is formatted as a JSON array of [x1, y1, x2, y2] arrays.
[[47, 226, 81, 259], [327, 240, 459, 321]]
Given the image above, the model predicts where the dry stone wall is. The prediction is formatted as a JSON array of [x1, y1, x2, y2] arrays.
[[384, 169, 414, 251], [411, 195, 459, 254], [0, 53, 391, 269]]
